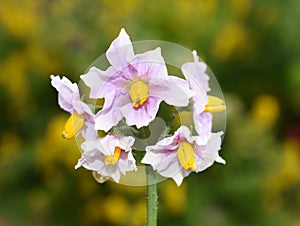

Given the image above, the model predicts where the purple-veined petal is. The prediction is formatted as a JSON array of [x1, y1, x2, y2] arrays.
[[130, 47, 168, 79], [80, 66, 112, 99], [143, 146, 175, 170], [80, 139, 101, 152], [118, 151, 137, 174], [142, 126, 195, 186], [80, 120, 98, 141], [193, 92, 208, 115], [176, 126, 194, 144], [50, 75, 80, 113], [94, 91, 126, 132], [106, 28, 134, 67], [181, 50, 210, 92], [194, 131, 225, 172], [150, 76, 194, 107], [75, 149, 103, 169], [193, 111, 213, 144], [73, 100, 94, 116], [120, 96, 162, 128], [97, 135, 118, 156], [105, 166, 121, 182], [117, 136, 135, 152], [142, 150, 189, 186], [147, 136, 177, 151], [159, 161, 190, 186]]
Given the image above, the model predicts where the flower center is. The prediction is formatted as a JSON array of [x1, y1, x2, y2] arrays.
[[177, 141, 197, 171], [104, 146, 122, 166], [205, 95, 226, 113], [129, 80, 149, 108], [62, 113, 85, 139]]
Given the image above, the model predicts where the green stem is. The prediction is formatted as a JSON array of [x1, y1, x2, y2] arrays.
[[146, 166, 158, 226]]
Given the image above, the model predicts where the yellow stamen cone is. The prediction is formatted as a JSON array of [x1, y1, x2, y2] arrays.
[[129, 80, 149, 108], [205, 95, 226, 113], [177, 142, 197, 171], [104, 146, 122, 166], [62, 113, 85, 139]]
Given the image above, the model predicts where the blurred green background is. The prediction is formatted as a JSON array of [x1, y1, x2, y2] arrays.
[[1, 0, 300, 225]]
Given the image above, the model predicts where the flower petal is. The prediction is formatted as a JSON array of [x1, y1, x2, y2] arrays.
[[106, 28, 134, 67], [118, 151, 137, 174], [117, 136, 135, 152], [73, 100, 94, 116], [150, 76, 194, 107], [80, 120, 98, 141], [142, 126, 194, 186], [94, 91, 125, 132], [97, 135, 118, 156], [142, 150, 188, 186], [120, 96, 162, 128], [77, 135, 136, 183], [80, 66, 112, 99], [193, 111, 212, 144], [181, 50, 210, 92], [194, 131, 225, 172], [130, 47, 168, 79], [50, 75, 80, 113], [159, 161, 190, 186]]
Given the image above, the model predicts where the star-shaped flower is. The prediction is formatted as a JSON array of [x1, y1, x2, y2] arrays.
[[182, 51, 226, 142], [50, 75, 96, 140], [142, 126, 225, 186], [75, 135, 136, 183], [81, 28, 194, 132]]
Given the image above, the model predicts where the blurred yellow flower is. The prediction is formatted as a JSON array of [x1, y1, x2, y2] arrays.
[[27, 188, 50, 217], [255, 5, 278, 27], [212, 22, 256, 61], [102, 195, 129, 225], [176, 0, 218, 25], [251, 95, 280, 127], [160, 180, 187, 215], [0, 131, 22, 166], [229, 0, 251, 19], [78, 173, 100, 197], [98, 0, 140, 38], [24, 43, 63, 75], [35, 114, 80, 187], [83, 196, 104, 224], [263, 140, 300, 210], [0, 51, 31, 120], [0, 0, 41, 37], [130, 199, 146, 226]]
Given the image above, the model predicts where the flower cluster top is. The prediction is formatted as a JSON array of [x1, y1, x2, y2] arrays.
[[50, 28, 226, 186]]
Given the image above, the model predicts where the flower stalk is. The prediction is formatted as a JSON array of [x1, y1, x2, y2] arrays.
[[146, 165, 158, 226]]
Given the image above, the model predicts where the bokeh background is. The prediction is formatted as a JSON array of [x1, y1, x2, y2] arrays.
[[1, 0, 300, 225]]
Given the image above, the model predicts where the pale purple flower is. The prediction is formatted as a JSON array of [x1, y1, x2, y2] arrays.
[[193, 111, 213, 144], [181, 50, 213, 141], [75, 135, 136, 183], [142, 126, 225, 186], [181, 50, 210, 115], [81, 28, 194, 132], [50, 75, 97, 140]]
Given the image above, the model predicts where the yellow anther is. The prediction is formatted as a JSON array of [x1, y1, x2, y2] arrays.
[[104, 146, 122, 166], [62, 113, 85, 139], [205, 95, 226, 113], [177, 141, 197, 171], [129, 80, 149, 108]]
